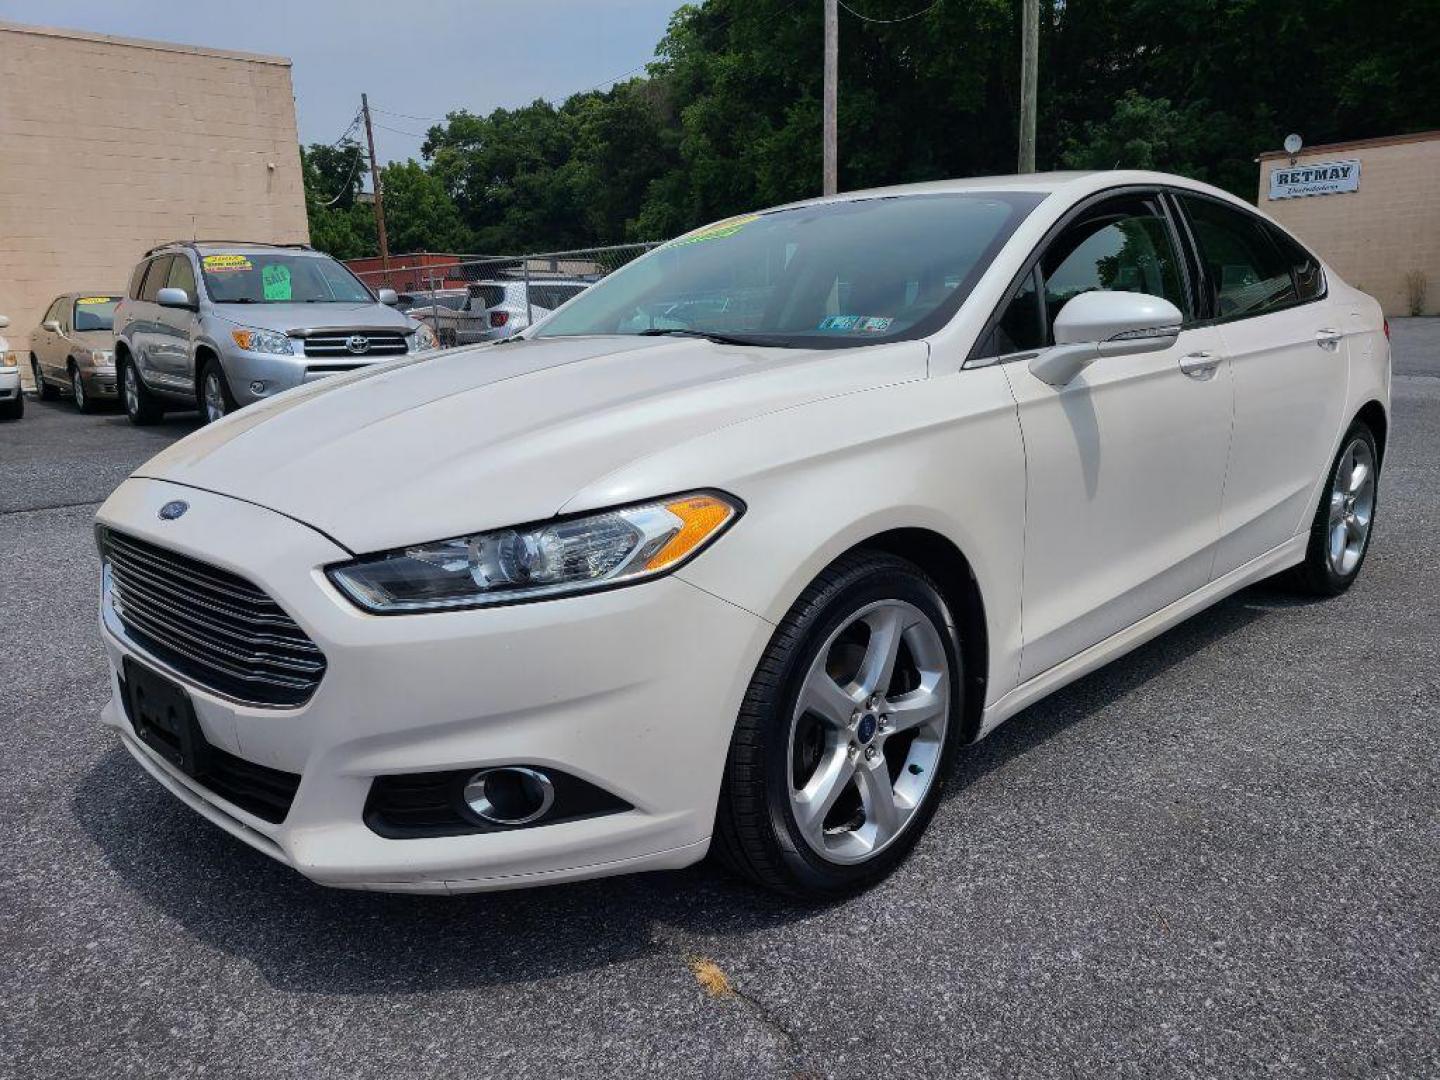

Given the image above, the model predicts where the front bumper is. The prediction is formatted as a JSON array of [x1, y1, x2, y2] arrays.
[[222, 349, 401, 408], [96, 477, 768, 893], [0, 368, 20, 400], [80, 366, 118, 398]]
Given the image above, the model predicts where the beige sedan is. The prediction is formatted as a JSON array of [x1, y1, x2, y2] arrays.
[[31, 292, 122, 412]]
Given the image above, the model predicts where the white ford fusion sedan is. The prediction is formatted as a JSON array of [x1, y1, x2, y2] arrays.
[[95, 171, 1389, 898]]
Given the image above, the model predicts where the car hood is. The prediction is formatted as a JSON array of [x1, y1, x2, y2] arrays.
[[71, 329, 116, 351], [133, 334, 927, 552], [210, 301, 415, 333]]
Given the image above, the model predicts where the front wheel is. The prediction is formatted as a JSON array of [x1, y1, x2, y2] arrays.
[[198, 360, 238, 424], [713, 551, 962, 898], [70, 364, 98, 414], [1287, 421, 1380, 596]]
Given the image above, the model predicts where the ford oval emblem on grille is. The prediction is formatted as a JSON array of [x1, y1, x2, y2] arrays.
[[158, 500, 189, 521], [345, 334, 371, 355]]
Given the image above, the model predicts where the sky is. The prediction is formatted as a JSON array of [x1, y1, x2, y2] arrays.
[[0, 0, 683, 165]]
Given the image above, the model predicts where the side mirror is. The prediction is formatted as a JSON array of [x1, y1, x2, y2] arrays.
[[1029, 291, 1183, 387], [377, 288, 398, 306], [156, 287, 192, 309], [42, 319, 61, 333], [0, 315, 9, 329]]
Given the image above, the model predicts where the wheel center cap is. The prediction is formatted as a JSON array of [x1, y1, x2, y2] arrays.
[[856, 712, 879, 744]]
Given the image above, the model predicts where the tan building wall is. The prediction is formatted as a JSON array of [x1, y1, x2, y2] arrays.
[[1257, 131, 1440, 316], [0, 21, 308, 385]]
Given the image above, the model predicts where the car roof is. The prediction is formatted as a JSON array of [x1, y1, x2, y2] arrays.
[[767, 169, 1248, 213], [144, 240, 319, 258], [55, 291, 123, 300]]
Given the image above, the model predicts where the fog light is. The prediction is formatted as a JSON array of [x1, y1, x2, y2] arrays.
[[250, 381, 267, 394], [462, 767, 555, 825]]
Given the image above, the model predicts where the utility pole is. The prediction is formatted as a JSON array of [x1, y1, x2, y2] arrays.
[[823, 0, 838, 195], [360, 93, 391, 272], [1018, 0, 1038, 173]]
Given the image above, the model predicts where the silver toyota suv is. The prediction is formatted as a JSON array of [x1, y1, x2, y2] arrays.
[[113, 241, 439, 425]]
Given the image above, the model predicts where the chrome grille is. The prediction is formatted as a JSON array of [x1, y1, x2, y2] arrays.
[[302, 331, 407, 358], [101, 529, 326, 707]]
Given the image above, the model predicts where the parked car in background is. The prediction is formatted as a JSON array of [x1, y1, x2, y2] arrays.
[[0, 316, 21, 420], [31, 292, 122, 412], [93, 171, 1388, 899], [401, 289, 471, 345], [469, 279, 590, 342], [112, 241, 441, 426]]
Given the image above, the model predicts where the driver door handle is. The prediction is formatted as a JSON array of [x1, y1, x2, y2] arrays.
[[1179, 350, 1220, 380]]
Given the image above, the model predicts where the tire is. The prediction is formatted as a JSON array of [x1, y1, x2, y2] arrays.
[[120, 357, 164, 426], [198, 359, 238, 424], [32, 357, 59, 401], [1285, 420, 1380, 596], [438, 328, 457, 348], [0, 394, 22, 421], [713, 551, 963, 899], [69, 362, 99, 414]]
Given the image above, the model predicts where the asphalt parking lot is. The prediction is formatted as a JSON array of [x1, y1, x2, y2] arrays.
[[3, 321, 1438, 1080]]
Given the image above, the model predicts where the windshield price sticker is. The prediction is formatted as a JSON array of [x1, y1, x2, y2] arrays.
[[76, 296, 115, 305], [818, 315, 893, 333], [669, 214, 761, 248], [261, 264, 293, 301], [203, 254, 253, 273]]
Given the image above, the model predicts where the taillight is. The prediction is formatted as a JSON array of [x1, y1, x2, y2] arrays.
[[490, 311, 509, 329], [1383, 317, 1390, 340]]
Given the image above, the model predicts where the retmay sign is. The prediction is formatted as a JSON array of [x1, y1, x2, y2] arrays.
[[1268, 159, 1361, 200]]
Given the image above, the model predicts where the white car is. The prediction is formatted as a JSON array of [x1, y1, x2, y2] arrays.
[[470, 278, 589, 340], [0, 316, 23, 420], [94, 171, 1389, 898]]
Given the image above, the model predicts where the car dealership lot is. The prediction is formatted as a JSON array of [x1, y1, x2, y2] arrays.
[[3, 321, 1438, 1079]]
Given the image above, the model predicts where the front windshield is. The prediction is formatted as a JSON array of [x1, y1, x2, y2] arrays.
[[536, 192, 1042, 348], [72, 296, 121, 331], [199, 252, 374, 304]]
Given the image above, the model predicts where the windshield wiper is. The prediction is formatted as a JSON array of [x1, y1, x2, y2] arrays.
[[637, 328, 768, 347]]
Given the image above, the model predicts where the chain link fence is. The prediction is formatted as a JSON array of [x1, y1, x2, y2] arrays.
[[353, 243, 658, 346]]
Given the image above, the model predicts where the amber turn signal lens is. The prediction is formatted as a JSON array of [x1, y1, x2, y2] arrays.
[[644, 495, 737, 571]]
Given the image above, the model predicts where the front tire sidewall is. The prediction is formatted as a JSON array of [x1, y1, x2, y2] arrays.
[[740, 557, 963, 897]]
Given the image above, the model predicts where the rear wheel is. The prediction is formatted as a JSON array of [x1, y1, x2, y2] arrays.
[[1286, 421, 1380, 596], [713, 551, 962, 898], [32, 357, 59, 401], [120, 358, 164, 426]]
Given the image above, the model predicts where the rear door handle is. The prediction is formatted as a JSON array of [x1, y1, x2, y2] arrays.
[[1179, 350, 1220, 380], [1316, 328, 1343, 350]]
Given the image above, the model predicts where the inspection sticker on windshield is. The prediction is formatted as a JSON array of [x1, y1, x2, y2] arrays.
[[76, 296, 114, 305], [261, 264, 293, 301], [202, 254, 253, 273], [818, 315, 893, 333], [669, 214, 760, 248]]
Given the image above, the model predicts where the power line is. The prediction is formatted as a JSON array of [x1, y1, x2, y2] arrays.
[[374, 121, 431, 139], [837, 0, 942, 23], [372, 105, 444, 124], [317, 145, 365, 207]]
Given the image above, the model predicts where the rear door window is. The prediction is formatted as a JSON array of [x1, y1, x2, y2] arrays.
[[1263, 223, 1325, 303], [1178, 195, 1299, 319]]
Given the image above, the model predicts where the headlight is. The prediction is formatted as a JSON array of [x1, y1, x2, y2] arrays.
[[90, 349, 115, 367], [410, 322, 439, 352], [230, 327, 294, 355], [0, 351, 18, 370], [327, 491, 741, 613]]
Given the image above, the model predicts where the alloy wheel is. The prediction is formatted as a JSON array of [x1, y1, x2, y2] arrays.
[[787, 599, 950, 865], [72, 370, 85, 410], [203, 369, 227, 422], [123, 365, 139, 416], [1326, 436, 1376, 576]]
